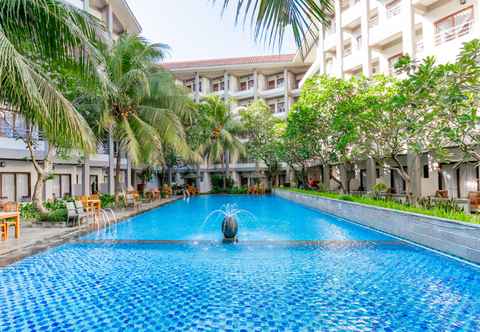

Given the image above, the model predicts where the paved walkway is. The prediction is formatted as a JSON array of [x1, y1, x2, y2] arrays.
[[0, 197, 178, 267]]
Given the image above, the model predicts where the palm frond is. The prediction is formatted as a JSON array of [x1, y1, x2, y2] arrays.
[[216, 0, 333, 54]]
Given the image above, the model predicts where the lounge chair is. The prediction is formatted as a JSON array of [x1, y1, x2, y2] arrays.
[[66, 202, 79, 226], [74, 201, 90, 223]]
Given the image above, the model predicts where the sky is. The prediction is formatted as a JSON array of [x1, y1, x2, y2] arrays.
[[126, 0, 297, 62]]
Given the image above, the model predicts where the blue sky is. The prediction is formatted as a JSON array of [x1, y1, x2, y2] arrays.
[[126, 0, 297, 62]]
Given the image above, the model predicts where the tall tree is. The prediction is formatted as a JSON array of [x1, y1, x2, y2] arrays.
[[0, 0, 104, 211], [78, 35, 190, 202], [198, 96, 244, 189], [240, 100, 284, 189]]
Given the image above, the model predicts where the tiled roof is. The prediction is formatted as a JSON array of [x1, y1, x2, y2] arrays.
[[162, 54, 296, 70]]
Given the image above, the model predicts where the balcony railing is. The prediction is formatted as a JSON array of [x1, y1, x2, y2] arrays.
[[416, 39, 424, 53], [386, 3, 401, 19], [0, 120, 43, 141], [434, 20, 474, 46], [369, 15, 378, 28]]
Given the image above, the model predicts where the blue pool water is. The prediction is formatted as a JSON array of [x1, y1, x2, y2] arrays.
[[1, 195, 480, 331]]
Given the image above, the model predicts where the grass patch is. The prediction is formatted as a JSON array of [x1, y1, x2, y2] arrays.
[[279, 188, 480, 224]]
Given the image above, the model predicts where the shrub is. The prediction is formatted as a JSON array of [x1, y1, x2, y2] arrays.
[[39, 208, 67, 222], [228, 186, 248, 194], [372, 183, 388, 194], [20, 203, 39, 220], [281, 188, 479, 224], [100, 193, 115, 208]]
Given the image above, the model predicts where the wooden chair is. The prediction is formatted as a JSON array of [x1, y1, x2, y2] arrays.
[[469, 192, 480, 212], [125, 193, 140, 209], [435, 190, 449, 198], [1, 202, 20, 239], [1, 222, 6, 240]]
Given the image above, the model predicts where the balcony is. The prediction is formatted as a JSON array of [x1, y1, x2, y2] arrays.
[[434, 20, 474, 46], [386, 2, 401, 19], [230, 88, 254, 99]]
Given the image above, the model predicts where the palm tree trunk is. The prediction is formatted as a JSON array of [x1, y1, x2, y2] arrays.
[[224, 150, 230, 189], [114, 149, 122, 204]]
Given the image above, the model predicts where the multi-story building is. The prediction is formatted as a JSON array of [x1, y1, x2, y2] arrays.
[[0, 0, 141, 202], [300, 0, 480, 200], [163, 54, 310, 192], [302, 0, 476, 80]]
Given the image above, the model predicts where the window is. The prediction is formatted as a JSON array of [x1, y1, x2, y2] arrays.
[[212, 80, 225, 92], [277, 102, 285, 113], [51, 174, 72, 199], [435, 7, 474, 45], [0, 172, 31, 202], [276, 77, 284, 88], [355, 35, 362, 50], [423, 165, 429, 179], [388, 53, 403, 74], [267, 80, 276, 89], [248, 78, 254, 89], [268, 104, 276, 113], [240, 81, 247, 91]]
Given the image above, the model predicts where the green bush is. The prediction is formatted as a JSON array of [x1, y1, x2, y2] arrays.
[[20, 203, 39, 220], [228, 186, 248, 194], [39, 208, 67, 222], [100, 193, 115, 208], [281, 188, 479, 224]]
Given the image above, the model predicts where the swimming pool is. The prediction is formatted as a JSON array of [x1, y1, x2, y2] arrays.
[[1, 195, 479, 331]]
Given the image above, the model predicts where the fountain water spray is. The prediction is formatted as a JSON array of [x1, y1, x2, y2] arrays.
[[203, 203, 256, 242]]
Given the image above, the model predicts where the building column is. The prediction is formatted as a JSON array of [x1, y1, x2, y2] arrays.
[[402, 0, 415, 58], [366, 157, 376, 191], [318, 25, 326, 74], [407, 153, 422, 197], [82, 155, 90, 196], [360, 0, 372, 77], [106, 2, 113, 37], [283, 68, 289, 112], [223, 72, 229, 100], [253, 70, 258, 100], [126, 158, 132, 190], [194, 72, 200, 103], [335, 0, 344, 78], [83, 0, 90, 11], [108, 130, 115, 195]]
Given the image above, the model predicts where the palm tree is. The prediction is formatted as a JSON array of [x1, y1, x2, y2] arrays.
[[217, 0, 333, 54], [81, 35, 190, 202], [198, 96, 245, 189], [0, 0, 103, 211]]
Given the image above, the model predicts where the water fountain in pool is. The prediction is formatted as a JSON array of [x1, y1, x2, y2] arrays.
[[203, 203, 256, 242]]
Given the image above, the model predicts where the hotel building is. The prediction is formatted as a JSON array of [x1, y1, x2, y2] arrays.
[[166, 0, 480, 199], [301, 0, 480, 199], [0, 0, 141, 202], [163, 55, 310, 192]]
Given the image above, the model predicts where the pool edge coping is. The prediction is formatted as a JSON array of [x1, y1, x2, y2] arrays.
[[0, 197, 181, 267]]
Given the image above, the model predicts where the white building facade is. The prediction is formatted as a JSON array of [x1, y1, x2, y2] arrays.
[[163, 55, 310, 192], [0, 0, 141, 202]]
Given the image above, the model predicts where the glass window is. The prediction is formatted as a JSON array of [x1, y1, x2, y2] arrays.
[[276, 77, 284, 88], [1, 174, 14, 200], [267, 80, 276, 89]]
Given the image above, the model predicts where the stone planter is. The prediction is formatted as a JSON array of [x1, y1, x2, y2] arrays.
[[274, 189, 480, 264]]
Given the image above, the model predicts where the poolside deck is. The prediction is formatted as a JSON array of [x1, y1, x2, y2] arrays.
[[0, 197, 178, 267]]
